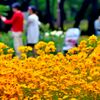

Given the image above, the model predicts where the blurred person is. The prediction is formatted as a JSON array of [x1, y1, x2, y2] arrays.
[[63, 28, 80, 55], [94, 16, 100, 36], [0, 2, 24, 57], [27, 6, 40, 53]]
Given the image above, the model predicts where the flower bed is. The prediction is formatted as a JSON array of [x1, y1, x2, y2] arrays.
[[0, 35, 100, 100]]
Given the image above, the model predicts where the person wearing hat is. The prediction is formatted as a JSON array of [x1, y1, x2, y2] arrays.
[[27, 6, 41, 54], [0, 2, 24, 57]]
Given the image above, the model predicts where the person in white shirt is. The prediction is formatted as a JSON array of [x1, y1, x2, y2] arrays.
[[27, 6, 40, 48], [94, 16, 100, 36]]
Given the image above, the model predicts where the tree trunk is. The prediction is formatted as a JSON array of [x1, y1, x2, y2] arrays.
[[51, 0, 56, 20], [87, 0, 98, 35], [59, 0, 65, 30], [74, 0, 91, 28], [74, 0, 98, 35], [45, 0, 54, 29], [57, 0, 65, 30]]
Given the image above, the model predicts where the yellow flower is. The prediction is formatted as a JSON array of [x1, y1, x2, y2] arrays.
[[87, 76, 93, 81], [88, 35, 97, 44], [68, 47, 78, 54], [0, 42, 8, 49], [7, 48, 14, 54], [78, 40, 87, 49], [27, 46, 32, 51], [63, 95, 69, 99], [18, 46, 32, 53], [0, 36, 99, 99], [70, 98, 77, 100], [21, 53, 27, 59]]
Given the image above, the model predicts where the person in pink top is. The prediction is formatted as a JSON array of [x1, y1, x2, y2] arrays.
[[1, 2, 24, 57]]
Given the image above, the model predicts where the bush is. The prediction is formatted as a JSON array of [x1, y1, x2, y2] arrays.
[[0, 5, 10, 16]]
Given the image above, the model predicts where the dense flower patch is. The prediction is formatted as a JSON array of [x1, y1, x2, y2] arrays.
[[0, 35, 100, 100]]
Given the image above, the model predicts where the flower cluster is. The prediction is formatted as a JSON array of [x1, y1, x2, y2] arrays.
[[35, 41, 56, 55], [88, 35, 97, 44], [45, 30, 63, 37], [18, 46, 32, 53], [18, 46, 33, 59], [0, 35, 100, 100], [40, 30, 65, 52]]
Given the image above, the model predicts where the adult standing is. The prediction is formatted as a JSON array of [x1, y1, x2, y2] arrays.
[[27, 6, 40, 50], [1, 2, 24, 56]]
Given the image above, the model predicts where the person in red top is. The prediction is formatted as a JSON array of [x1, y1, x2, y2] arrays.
[[1, 2, 24, 57]]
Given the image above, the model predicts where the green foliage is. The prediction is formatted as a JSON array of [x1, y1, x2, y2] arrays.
[[0, 31, 100, 54], [39, 24, 65, 52], [64, 0, 83, 21], [29, 0, 100, 22], [0, 5, 10, 16], [0, 32, 13, 48], [29, 0, 83, 21], [7, 0, 100, 22]]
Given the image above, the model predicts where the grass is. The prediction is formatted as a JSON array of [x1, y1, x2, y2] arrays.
[[64, 20, 88, 31]]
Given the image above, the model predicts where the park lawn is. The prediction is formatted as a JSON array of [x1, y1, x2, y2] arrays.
[[64, 20, 88, 31]]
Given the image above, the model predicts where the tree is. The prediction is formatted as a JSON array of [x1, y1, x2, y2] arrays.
[[0, 5, 10, 16], [0, 5, 11, 32], [45, 0, 54, 29], [0, 0, 16, 6], [59, 0, 65, 30], [35, 0, 39, 9], [21, 0, 31, 11], [74, 0, 98, 35]]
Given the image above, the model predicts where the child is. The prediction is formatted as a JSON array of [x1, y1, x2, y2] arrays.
[[63, 28, 80, 54]]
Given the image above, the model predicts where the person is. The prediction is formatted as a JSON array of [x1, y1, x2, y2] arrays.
[[63, 28, 80, 54], [27, 6, 40, 52], [94, 16, 100, 35], [0, 2, 24, 57]]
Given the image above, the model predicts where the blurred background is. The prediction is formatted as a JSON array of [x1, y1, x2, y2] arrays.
[[0, 0, 100, 51], [0, 0, 100, 32]]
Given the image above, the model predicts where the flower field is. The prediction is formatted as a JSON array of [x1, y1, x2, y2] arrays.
[[0, 35, 100, 100]]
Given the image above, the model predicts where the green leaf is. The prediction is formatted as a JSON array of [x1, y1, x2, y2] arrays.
[[52, 94, 58, 100]]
